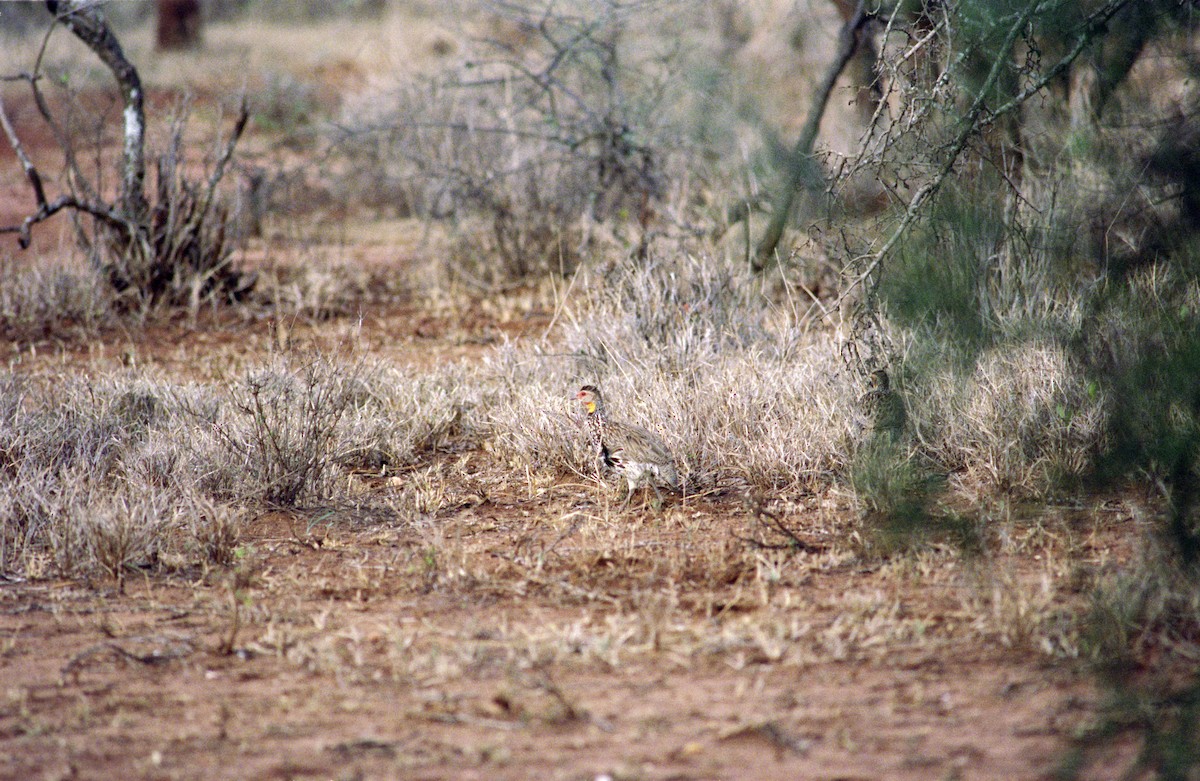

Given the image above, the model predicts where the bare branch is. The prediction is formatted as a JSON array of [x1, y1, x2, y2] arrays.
[[0, 193, 130, 249], [46, 0, 149, 221], [754, 0, 874, 271], [198, 97, 250, 214], [0, 93, 48, 209], [830, 0, 1136, 315], [0, 89, 131, 247]]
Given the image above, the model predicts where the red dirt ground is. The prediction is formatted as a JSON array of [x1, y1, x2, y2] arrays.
[[0, 491, 1128, 781]]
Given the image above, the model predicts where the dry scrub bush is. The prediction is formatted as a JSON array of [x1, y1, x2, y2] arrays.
[[0, 257, 114, 340], [181, 354, 478, 507], [1, 4, 254, 320], [0, 354, 485, 579], [247, 248, 408, 320], [485, 250, 861, 493], [215, 356, 359, 506], [859, 169, 1113, 504], [78, 488, 172, 589], [835, 4, 1200, 504], [903, 342, 1105, 498], [331, 1, 738, 287]]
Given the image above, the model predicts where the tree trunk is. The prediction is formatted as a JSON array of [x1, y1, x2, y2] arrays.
[[46, 0, 149, 224], [156, 0, 203, 51]]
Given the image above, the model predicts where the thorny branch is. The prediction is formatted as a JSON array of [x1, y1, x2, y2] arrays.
[[832, 0, 1137, 316]]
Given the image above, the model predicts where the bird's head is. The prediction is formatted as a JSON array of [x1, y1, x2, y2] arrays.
[[577, 385, 601, 415]]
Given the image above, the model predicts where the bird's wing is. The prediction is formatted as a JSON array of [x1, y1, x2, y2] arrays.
[[610, 421, 674, 464]]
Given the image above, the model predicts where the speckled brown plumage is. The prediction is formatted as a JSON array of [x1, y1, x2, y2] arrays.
[[576, 384, 679, 507], [860, 369, 906, 440]]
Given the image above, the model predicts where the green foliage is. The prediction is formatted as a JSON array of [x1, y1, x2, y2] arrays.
[[1082, 317, 1200, 781], [1084, 259, 1200, 563], [877, 180, 1015, 359], [1060, 679, 1200, 781], [851, 437, 938, 552], [1058, 76, 1200, 781], [850, 435, 975, 555], [1063, 562, 1200, 780]]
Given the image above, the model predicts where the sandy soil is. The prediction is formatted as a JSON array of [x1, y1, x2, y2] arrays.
[[0, 493, 1123, 781]]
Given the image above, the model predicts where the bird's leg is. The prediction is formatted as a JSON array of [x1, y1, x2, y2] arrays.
[[618, 480, 634, 510], [650, 482, 664, 510]]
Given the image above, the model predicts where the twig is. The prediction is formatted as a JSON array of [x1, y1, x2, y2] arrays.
[[0, 93, 47, 208], [829, 0, 1136, 315], [61, 637, 195, 682], [755, 0, 873, 270], [737, 493, 827, 553]]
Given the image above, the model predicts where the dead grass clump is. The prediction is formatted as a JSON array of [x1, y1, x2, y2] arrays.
[[0, 354, 485, 579], [247, 254, 400, 321], [846, 339, 1102, 551], [182, 492, 244, 569], [0, 376, 162, 484], [486, 251, 860, 493], [566, 252, 771, 373], [680, 356, 858, 491], [78, 488, 173, 591], [907, 341, 1105, 498], [563, 253, 859, 490], [0, 257, 115, 341], [0, 374, 192, 580], [175, 354, 483, 508], [336, 363, 479, 474], [479, 356, 584, 480]]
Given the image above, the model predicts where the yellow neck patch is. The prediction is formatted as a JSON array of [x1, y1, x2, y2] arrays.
[[585, 401, 596, 414]]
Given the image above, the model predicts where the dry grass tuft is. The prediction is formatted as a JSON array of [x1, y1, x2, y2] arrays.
[[904, 341, 1105, 498], [0, 257, 115, 341], [485, 251, 860, 494], [0, 352, 486, 579]]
